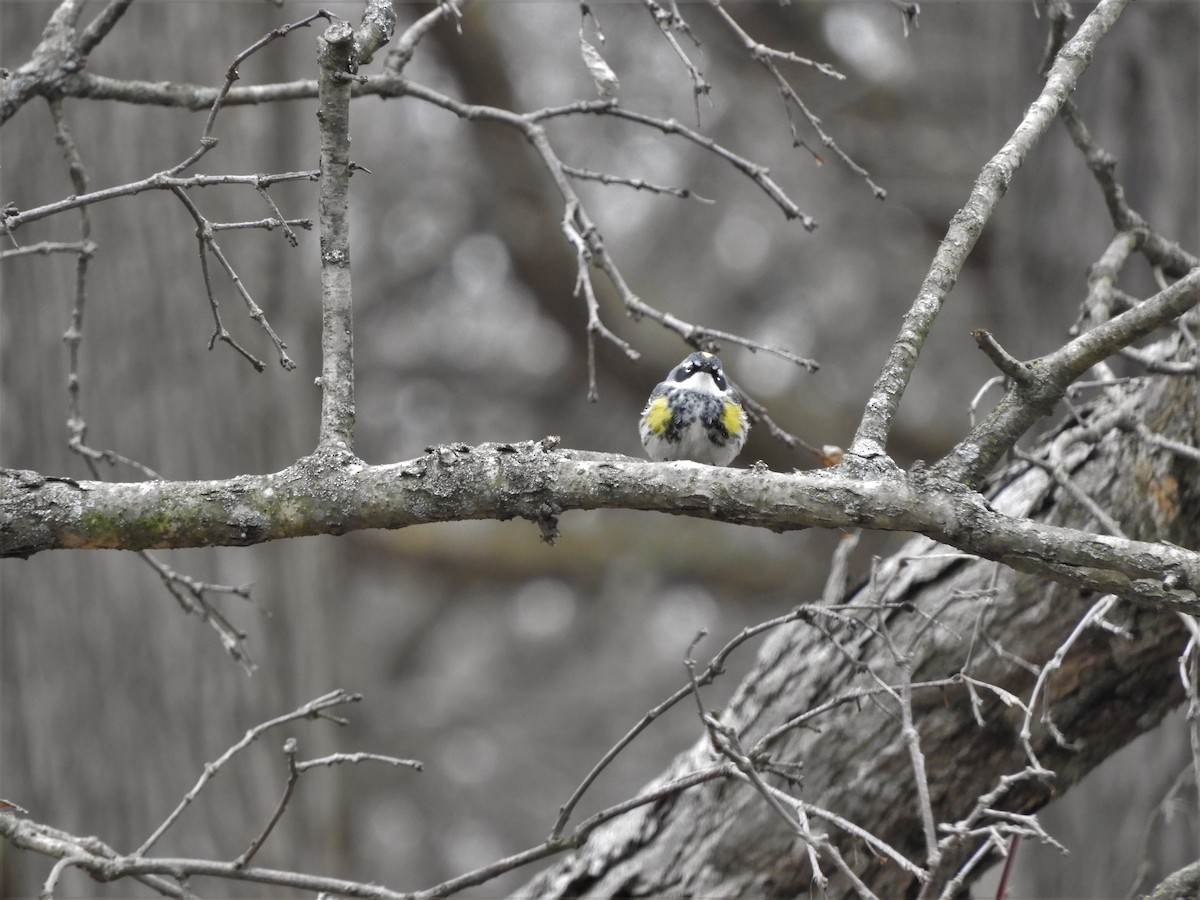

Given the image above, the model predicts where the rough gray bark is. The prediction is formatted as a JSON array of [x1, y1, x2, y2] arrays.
[[5, 436, 1198, 615], [522, 349, 1200, 899], [1147, 860, 1200, 900]]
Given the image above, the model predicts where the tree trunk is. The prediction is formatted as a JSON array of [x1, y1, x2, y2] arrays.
[[523, 345, 1200, 898]]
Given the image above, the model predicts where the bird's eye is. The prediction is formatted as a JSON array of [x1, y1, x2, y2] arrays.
[[712, 372, 727, 390]]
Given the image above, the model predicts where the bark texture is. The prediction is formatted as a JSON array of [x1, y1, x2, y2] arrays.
[[1147, 860, 1200, 900], [5, 444, 1197, 613], [522, 354, 1200, 898]]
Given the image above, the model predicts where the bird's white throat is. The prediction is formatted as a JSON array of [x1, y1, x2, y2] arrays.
[[671, 371, 723, 395]]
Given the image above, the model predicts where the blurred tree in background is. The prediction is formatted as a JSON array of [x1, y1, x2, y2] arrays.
[[1, 0, 1198, 898]]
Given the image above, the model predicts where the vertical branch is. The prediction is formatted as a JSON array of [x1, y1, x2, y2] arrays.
[[47, 97, 99, 477], [1178, 617, 1200, 861], [315, 23, 357, 453], [896, 662, 940, 891], [1191, 642, 1200, 862]]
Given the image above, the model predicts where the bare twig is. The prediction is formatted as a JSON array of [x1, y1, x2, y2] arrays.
[[234, 743, 423, 870], [752, 676, 952, 752], [135, 690, 361, 857], [550, 607, 813, 839], [688, 662, 888, 900], [640, 0, 710, 123], [704, 0, 883, 199], [1059, 99, 1198, 278], [0, 240, 97, 260], [959, 567, 1004, 725], [212, 217, 314, 234], [170, 185, 295, 371], [899, 659, 940, 878], [253, 186, 304, 246], [46, 97, 107, 482], [1120, 344, 1200, 376], [0, 814, 406, 900], [1019, 595, 1119, 768], [1123, 762, 1195, 899], [561, 202, 639, 401], [562, 163, 712, 202], [593, 104, 817, 229], [1178, 617, 1200, 860], [387, 0, 468, 73], [138, 552, 255, 672], [41, 97, 263, 680], [4, 170, 320, 235], [234, 739, 301, 869], [821, 529, 861, 606], [972, 330, 1033, 383], [1135, 422, 1200, 464], [299, 752, 424, 773], [1012, 447, 1127, 539], [40, 853, 83, 900], [191, 209, 268, 372], [767, 783, 926, 886], [389, 78, 818, 423], [944, 265, 1200, 487], [1070, 229, 1143, 335], [416, 766, 730, 900], [863, 595, 940, 879], [735, 388, 827, 462], [888, 0, 921, 36], [5, 692, 715, 900], [968, 376, 1006, 431], [196, 10, 335, 159], [935, 767, 1065, 899]]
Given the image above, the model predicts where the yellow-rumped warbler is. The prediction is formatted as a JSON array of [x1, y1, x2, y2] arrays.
[[638, 351, 749, 466]]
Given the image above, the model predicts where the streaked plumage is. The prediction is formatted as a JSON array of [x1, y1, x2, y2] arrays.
[[638, 352, 748, 466]]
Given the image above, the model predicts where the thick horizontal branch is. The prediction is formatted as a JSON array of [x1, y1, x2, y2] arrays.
[[2, 443, 1197, 611]]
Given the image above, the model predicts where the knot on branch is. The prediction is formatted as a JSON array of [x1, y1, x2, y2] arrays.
[[322, 21, 355, 47], [972, 330, 1033, 384], [536, 503, 561, 544]]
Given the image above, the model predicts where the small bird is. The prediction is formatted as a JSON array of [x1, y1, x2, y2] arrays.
[[638, 351, 749, 466]]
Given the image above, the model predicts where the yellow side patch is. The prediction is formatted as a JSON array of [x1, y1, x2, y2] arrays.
[[645, 396, 673, 434], [722, 400, 745, 435]]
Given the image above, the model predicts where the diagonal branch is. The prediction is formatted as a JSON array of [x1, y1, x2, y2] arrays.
[[134, 690, 361, 857], [703, 0, 884, 199], [170, 186, 293, 371], [386, 0, 469, 73], [76, 0, 134, 55], [195, 9, 335, 162], [849, 0, 1134, 460], [0, 0, 87, 125], [1057, 98, 1197, 279], [939, 265, 1200, 487]]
